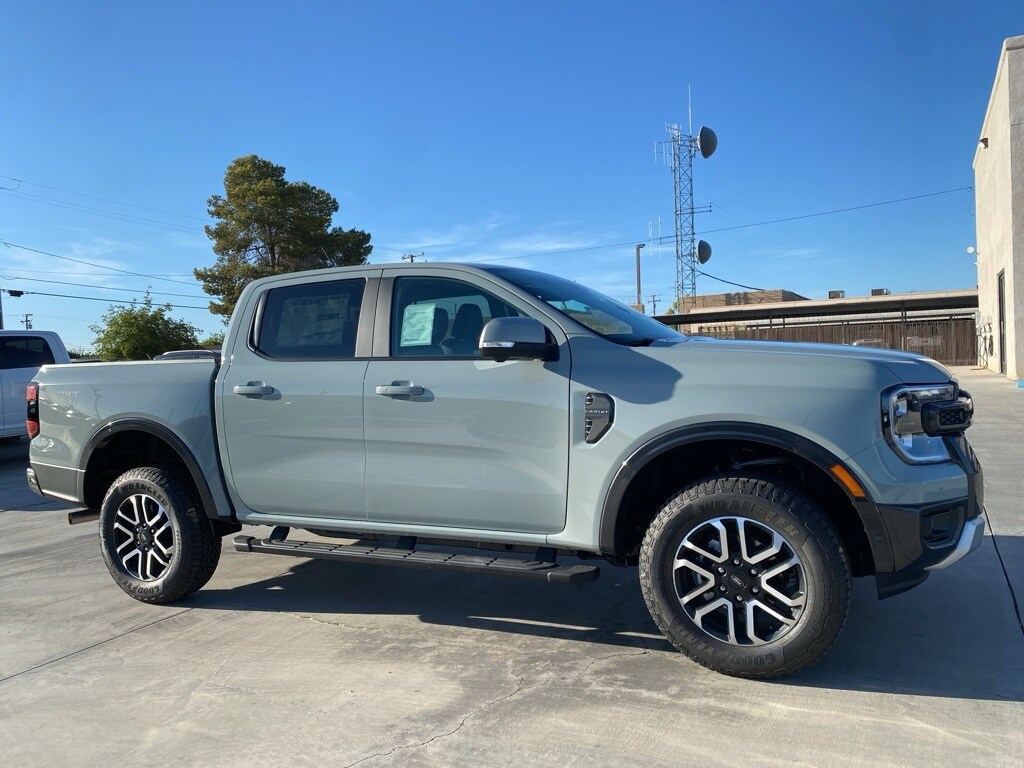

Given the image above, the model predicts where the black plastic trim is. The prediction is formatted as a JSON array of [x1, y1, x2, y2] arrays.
[[234, 535, 600, 584], [584, 393, 614, 444], [944, 435, 983, 518], [597, 422, 892, 568], [79, 419, 228, 521]]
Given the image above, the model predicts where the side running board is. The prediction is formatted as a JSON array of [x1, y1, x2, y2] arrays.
[[232, 535, 600, 584]]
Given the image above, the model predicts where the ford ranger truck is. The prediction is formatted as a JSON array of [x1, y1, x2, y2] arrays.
[[26, 263, 985, 678]]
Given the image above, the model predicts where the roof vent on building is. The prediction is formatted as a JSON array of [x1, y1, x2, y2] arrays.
[[828, 290, 846, 299], [871, 288, 892, 296]]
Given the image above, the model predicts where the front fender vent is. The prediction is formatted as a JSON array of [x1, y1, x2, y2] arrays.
[[584, 393, 614, 444]]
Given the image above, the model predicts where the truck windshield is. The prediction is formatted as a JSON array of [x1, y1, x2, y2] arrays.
[[485, 266, 686, 346]]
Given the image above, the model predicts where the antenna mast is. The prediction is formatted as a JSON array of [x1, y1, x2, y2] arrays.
[[657, 102, 717, 313]]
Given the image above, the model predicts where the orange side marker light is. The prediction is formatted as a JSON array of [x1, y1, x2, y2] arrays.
[[831, 464, 867, 499]]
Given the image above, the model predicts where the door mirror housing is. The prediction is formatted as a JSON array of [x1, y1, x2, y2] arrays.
[[479, 317, 557, 362]]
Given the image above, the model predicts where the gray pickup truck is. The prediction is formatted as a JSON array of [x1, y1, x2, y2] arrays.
[[26, 263, 985, 678]]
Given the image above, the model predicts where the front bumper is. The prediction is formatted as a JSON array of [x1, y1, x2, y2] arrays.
[[924, 515, 986, 571], [872, 434, 986, 598]]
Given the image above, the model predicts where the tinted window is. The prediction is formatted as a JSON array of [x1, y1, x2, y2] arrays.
[[0, 336, 56, 370], [391, 277, 521, 357], [256, 279, 365, 359]]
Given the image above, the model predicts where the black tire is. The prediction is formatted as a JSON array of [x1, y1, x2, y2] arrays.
[[639, 474, 851, 679], [99, 466, 220, 604]]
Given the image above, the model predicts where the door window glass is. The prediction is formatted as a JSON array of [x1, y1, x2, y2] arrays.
[[391, 277, 521, 357], [255, 279, 365, 359], [0, 336, 56, 370]]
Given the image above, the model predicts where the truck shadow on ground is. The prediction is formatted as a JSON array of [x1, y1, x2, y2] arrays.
[[190, 535, 1023, 702]]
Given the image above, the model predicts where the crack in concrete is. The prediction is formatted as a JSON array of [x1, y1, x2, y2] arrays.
[[983, 506, 1024, 637], [577, 648, 651, 677], [339, 655, 529, 768], [287, 613, 374, 630], [338, 647, 653, 767], [0, 607, 193, 684]]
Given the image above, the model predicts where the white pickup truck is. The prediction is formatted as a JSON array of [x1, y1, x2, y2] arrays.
[[1, 330, 70, 439]]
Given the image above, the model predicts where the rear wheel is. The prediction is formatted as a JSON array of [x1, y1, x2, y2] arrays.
[[99, 466, 220, 603], [639, 474, 851, 678]]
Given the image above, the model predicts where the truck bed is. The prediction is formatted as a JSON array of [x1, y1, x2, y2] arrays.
[[28, 359, 219, 505]]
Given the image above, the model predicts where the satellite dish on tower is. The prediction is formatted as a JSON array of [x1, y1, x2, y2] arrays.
[[696, 240, 712, 264], [697, 126, 718, 159]]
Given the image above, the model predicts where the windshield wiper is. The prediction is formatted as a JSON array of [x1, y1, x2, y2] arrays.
[[621, 337, 657, 347]]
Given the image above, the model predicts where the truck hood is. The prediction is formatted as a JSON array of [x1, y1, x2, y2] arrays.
[[657, 336, 954, 384]]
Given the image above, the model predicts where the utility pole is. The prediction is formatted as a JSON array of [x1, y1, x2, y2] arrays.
[[22, 313, 32, 330], [649, 294, 661, 315], [402, 252, 424, 264], [634, 243, 645, 311]]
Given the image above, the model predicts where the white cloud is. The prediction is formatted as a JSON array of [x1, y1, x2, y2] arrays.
[[384, 212, 513, 253]]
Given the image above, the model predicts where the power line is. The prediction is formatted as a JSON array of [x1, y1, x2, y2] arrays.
[[0, 274, 207, 299], [7, 268, 198, 277], [1, 240, 200, 287], [0, 190, 203, 234], [696, 269, 765, 292], [0, 174, 208, 221], [433, 185, 973, 266], [696, 187, 973, 235], [1, 288, 209, 310], [0, 173, 397, 255]]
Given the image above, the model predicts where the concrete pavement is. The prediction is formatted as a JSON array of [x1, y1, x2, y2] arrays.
[[0, 367, 1020, 767]]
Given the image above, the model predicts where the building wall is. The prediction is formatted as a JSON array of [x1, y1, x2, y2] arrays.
[[690, 289, 808, 309], [974, 35, 1024, 380]]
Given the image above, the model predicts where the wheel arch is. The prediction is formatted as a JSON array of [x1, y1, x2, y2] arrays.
[[598, 423, 892, 577], [79, 419, 223, 522]]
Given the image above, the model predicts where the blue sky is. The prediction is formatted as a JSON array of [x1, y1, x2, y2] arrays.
[[1, 1, 1021, 349]]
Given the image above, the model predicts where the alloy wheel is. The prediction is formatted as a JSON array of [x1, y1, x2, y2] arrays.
[[110, 493, 175, 581], [673, 516, 806, 646]]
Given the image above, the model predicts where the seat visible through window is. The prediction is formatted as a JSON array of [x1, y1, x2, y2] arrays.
[[390, 276, 521, 358], [441, 304, 483, 356]]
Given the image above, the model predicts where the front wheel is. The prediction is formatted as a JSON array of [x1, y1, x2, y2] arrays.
[[639, 475, 851, 678], [99, 466, 220, 604]]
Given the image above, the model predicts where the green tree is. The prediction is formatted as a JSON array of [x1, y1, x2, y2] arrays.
[[91, 295, 200, 361], [199, 331, 225, 348], [194, 154, 372, 319]]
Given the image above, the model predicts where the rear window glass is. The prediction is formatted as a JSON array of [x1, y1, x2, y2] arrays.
[[255, 279, 365, 359], [0, 336, 56, 370]]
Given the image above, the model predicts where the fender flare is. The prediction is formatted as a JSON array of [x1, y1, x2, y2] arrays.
[[79, 418, 225, 521], [597, 422, 893, 571]]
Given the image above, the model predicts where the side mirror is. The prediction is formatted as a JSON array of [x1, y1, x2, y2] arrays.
[[479, 317, 558, 362]]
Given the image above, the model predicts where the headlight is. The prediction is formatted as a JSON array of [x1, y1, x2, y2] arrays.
[[883, 385, 956, 464]]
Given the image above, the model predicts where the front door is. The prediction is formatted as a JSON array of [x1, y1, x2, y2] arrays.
[[363, 273, 571, 534], [219, 273, 378, 519]]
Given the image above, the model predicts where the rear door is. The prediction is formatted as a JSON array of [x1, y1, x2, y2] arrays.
[[0, 335, 56, 434], [218, 270, 380, 519], [362, 271, 572, 534]]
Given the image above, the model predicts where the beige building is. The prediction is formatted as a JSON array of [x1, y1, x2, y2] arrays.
[[974, 35, 1024, 381]]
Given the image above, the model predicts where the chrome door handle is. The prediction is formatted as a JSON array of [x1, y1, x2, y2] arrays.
[[233, 383, 274, 397], [375, 384, 424, 397]]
